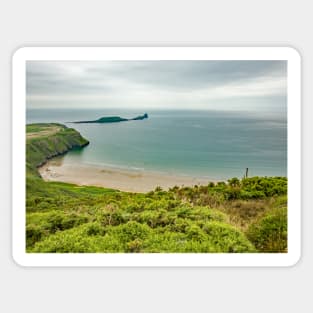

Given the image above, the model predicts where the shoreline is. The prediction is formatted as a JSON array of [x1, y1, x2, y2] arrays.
[[38, 158, 215, 193]]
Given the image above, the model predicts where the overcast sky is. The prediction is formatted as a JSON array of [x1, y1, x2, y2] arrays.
[[26, 60, 287, 111]]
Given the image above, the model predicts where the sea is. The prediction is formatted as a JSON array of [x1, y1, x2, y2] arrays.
[[26, 108, 287, 180]]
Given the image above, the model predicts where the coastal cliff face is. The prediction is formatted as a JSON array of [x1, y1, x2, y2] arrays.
[[26, 123, 89, 176]]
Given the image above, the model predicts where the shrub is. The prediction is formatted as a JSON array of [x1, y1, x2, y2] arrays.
[[31, 223, 123, 253], [246, 207, 287, 252], [106, 221, 152, 244], [26, 211, 89, 248], [26, 224, 46, 248], [201, 221, 256, 253]]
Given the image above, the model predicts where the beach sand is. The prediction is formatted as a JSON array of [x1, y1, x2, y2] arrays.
[[38, 158, 213, 193]]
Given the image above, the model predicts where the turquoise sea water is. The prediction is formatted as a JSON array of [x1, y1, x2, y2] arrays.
[[27, 108, 287, 180]]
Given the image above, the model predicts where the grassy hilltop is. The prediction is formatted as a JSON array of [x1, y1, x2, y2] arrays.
[[26, 123, 89, 176], [26, 124, 287, 253]]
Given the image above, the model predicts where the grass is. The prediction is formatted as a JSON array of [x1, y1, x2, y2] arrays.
[[26, 123, 89, 176], [26, 123, 288, 253]]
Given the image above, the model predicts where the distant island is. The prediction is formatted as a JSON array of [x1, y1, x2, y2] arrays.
[[72, 113, 148, 124]]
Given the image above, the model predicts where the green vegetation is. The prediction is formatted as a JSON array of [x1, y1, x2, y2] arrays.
[[26, 123, 287, 253], [246, 207, 287, 252], [26, 123, 89, 176]]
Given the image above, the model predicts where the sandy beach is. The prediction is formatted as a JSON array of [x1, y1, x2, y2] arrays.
[[38, 158, 213, 193]]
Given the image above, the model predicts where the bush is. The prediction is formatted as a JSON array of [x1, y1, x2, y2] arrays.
[[31, 223, 123, 253], [246, 207, 287, 252], [26, 211, 89, 248], [107, 221, 152, 244], [201, 221, 256, 253]]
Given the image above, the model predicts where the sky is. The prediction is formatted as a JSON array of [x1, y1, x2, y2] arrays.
[[26, 60, 287, 111]]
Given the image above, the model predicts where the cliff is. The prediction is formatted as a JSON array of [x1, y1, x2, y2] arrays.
[[26, 123, 89, 176]]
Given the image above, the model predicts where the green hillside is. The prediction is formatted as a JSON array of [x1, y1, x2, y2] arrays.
[[26, 123, 89, 176], [26, 124, 287, 253]]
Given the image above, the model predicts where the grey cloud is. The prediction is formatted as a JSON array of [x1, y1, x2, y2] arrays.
[[26, 60, 287, 110], [84, 60, 286, 90], [27, 62, 114, 95]]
